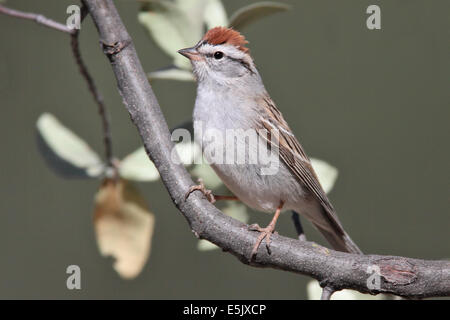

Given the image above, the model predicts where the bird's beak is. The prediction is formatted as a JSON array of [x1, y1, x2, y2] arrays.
[[178, 47, 201, 60]]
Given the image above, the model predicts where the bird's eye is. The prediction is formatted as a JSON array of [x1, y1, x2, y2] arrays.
[[214, 51, 224, 60]]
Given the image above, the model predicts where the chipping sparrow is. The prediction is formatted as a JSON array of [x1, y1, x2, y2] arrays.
[[180, 27, 362, 258]]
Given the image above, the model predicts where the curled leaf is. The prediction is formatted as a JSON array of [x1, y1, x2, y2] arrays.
[[119, 147, 160, 182], [36, 113, 104, 178], [310, 158, 338, 194], [94, 178, 155, 279], [229, 2, 290, 30]]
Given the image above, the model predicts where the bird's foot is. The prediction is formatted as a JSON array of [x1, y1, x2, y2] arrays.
[[248, 223, 278, 261], [185, 178, 216, 204]]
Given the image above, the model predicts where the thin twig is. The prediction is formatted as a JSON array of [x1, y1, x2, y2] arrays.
[[0, 3, 115, 168], [70, 5, 115, 168], [321, 286, 335, 300], [0, 4, 75, 34]]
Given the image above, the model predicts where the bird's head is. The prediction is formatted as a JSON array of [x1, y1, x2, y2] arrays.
[[178, 27, 257, 84]]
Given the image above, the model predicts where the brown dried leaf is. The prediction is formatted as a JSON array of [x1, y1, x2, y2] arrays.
[[94, 178, 155, 279]]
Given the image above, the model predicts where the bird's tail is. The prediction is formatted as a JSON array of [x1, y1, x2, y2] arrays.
[[294, 202, 363, 254], [313, 222, 362, 254]]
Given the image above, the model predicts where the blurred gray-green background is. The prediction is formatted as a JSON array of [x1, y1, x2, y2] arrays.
[[0, 0, 448, 299]]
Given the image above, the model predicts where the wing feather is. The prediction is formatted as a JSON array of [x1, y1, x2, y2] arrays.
[[256, 95, 345, 235]]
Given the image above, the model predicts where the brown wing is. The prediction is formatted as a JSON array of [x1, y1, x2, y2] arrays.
[[256, 95, 346, 235]]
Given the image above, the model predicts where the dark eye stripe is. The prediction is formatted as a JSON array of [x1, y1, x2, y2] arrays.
[[202, 50, 255, 75], [227, 56, 254, 74]]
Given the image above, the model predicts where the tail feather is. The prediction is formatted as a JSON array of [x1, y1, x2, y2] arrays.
[[293, 198, 363, 254], [313, 223, 362, 254]]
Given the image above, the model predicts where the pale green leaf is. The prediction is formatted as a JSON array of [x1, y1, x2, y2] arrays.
[[229, 2, 290, 30], [148, 66, 195, 82], [36, 113, 104, 178], [175, 0, 209, 31], [197, 239, 218, 251], [204, 0, 228, 28], [138, 3, 196, 69], [310, 158, 338, 194], [222, 201, 249, 223], [119, 147, 160, 182], [119, 142, 200, 182]]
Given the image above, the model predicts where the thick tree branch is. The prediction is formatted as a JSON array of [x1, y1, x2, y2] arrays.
[[80, 0, 449, 299], [0, 4, 75, 34]]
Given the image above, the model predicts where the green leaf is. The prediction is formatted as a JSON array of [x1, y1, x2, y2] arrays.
[[197, 240, 218, 251], [94, 179, 155, 279], [222, 201, 249, 223], [138, 2, 197, 69], [36, 113, 104, 178], [204, 0, 228, 29], [175, 0, 209, 27], [119, 146, 160, 182], [119, 142, 200, 182], [310, 158, 338, 194], [229, 1, 290, 30], [148, 66, 195, 82]]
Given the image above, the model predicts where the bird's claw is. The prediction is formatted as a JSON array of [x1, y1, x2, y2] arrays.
[[248, 223, 276, 261], [247, 223, 261, 231], [185, 178, 216, 204]]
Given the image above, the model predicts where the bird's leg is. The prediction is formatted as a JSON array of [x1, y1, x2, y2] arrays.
[[248, 201, 284, 260], [185, 178, 239, 204]]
